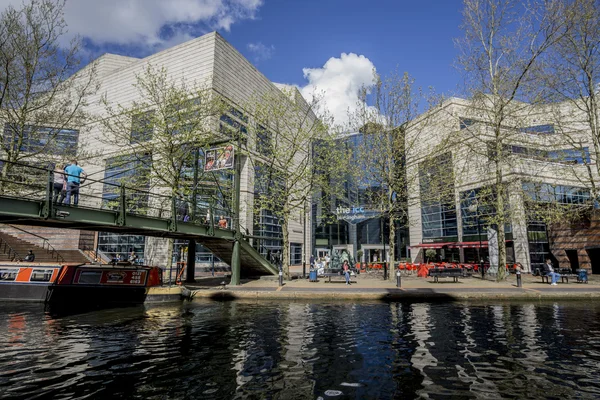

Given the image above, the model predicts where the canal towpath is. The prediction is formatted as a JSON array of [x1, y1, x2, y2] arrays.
[[185, 270, 600, 301]]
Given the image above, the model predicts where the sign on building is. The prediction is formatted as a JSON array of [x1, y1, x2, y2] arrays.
[[204, 145, 234, 171], [336, 206, 382, 224]]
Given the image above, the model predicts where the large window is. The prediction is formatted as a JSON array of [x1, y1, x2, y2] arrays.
[[102, 154, 151, 211], [256, 125, 272, 156], [253, 163, 283, 256], [131, 111, 154, 143], [460, 187, 511, 236], [522, 182, 590, 205], [507, 145, 590, 164], [98, 233, 145, 263], [3, 123, 78, 156], [290, 243, 302, 265], [527, 220, 550, 273], [419, 152, 457, 239], [220, 107, 247, 136], [519, 124, 555, 134], [99, 155, 151, 263]]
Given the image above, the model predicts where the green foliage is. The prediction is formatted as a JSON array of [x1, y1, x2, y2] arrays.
[[101, 65, 226, 206], [0, 0, 97, 187]]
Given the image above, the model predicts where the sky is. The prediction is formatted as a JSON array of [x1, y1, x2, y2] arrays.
[[0, 0, 466, 125]]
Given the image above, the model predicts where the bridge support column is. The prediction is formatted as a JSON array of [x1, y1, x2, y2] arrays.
[[185, 239, 196, 283], [230, 237, 241, 286]]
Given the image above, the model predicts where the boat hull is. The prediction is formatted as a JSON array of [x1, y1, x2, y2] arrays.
[[0, 263, 182, 305]]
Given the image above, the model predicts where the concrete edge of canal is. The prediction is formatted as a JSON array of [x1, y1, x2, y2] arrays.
[[186, 288, 600, 301]]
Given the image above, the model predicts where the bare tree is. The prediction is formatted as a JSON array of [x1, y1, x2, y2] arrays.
[[100, 65, 225, 211], [0, 0, 97, 190], [452, 0, 566, 280], [243, 87, 344, 279], [540, 0, 600, 200], [348, 70, 439, 272]]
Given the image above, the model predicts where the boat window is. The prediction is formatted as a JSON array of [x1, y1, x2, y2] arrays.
[[78, 271, 102, 284], [30, 269, 54, 282], [0, 268, 18, 281]]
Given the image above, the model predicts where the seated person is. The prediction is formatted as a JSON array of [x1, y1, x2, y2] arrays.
[[128, 251, 138, 263], [24, 250, 35, 262], [542, 258, 560, 285]]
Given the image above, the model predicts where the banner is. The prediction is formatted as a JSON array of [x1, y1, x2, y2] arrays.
[[204, 145, 234, 171]]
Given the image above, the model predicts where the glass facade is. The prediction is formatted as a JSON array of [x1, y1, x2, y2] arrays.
[[97, 233, 145, 262], [507, 145, 591, 164], [3, 123, 78, 156], [460, 187, 512, 236], [253, 162, 284, 257], [290, 242, 302, 265], [419, 152, 457, 239], [101, 154, 151, 211], [527, 220, 550, 273], [522, 182, 590, 204], [98, 155, 151, 261], [130, 111, 154, 143], [519, 124, 555, 134], [522, 182, 590, 272]]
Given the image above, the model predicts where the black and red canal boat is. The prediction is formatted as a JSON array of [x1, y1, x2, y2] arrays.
[[0, 262, 182, 305]]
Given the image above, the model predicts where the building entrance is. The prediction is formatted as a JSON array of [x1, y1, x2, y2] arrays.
[[565, 249, 579, 271], [586, 248, 600, 274]]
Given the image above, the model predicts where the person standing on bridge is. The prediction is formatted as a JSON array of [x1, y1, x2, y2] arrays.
[[52, 166, 66, 204], [218, 215, 228, 229], [65, 160, 87, 206]]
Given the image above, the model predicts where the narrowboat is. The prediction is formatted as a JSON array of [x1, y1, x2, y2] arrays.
[[0, 262, 183, 305]]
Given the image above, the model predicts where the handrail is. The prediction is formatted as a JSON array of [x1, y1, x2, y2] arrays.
[[5, 225, 64, 264], [0, 237, 21, 261], [0, 157, 235, 218]]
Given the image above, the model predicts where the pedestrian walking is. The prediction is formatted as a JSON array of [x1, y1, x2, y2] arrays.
[[64, 160, 87, 206]]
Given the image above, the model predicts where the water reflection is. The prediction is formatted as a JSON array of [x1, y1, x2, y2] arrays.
[[1, 301, 600, 399]]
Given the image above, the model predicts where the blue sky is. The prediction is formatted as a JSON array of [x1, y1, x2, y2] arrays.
[[227, 0, 464, 94], [1, 0, 466, 124]]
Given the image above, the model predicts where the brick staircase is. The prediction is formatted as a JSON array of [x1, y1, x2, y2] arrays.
[[0, 228, 92, 264], [0, 232, 63, 263]]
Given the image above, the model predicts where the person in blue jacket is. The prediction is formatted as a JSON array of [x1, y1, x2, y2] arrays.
[[64, 160, 87, 206]]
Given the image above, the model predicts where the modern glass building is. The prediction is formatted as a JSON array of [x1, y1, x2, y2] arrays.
[[312, 131, 409, 264]]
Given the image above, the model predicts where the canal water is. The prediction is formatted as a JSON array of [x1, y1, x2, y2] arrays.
[[1, 300, 599, 399]]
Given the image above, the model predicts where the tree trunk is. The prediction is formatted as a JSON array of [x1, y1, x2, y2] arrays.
[[495, 159, 507, 281], [388, 214, 396, 273], [282, 218, 291, 280]]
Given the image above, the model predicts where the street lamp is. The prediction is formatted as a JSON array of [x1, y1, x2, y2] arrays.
[[468, 199, 483, 276]]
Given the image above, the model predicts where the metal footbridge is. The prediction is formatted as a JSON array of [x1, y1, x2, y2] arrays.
[[0, 159, 278, 281]]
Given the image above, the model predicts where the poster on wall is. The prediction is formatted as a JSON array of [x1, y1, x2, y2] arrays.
[[204, 145, 234, 171], [487, 227, 499, 274]]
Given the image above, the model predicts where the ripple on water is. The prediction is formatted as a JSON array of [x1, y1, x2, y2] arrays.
[[1, 302, 600, 399]]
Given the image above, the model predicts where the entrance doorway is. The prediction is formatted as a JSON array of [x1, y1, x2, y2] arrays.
[[565, 250, 579, 271], [586, 248, 600, 274], [316, 248, 330, 260]]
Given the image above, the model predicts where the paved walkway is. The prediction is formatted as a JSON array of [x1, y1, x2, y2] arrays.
[[185, 272, 600, 301]]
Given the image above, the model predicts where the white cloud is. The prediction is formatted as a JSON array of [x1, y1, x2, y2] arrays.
[[247, 42, 274, 63], [0, 0, 263, 47], [300, 53, 377, 128]]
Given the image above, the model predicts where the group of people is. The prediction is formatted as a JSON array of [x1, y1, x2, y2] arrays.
[[52, 160, 87, 206], [310, 253, 353, 285]]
